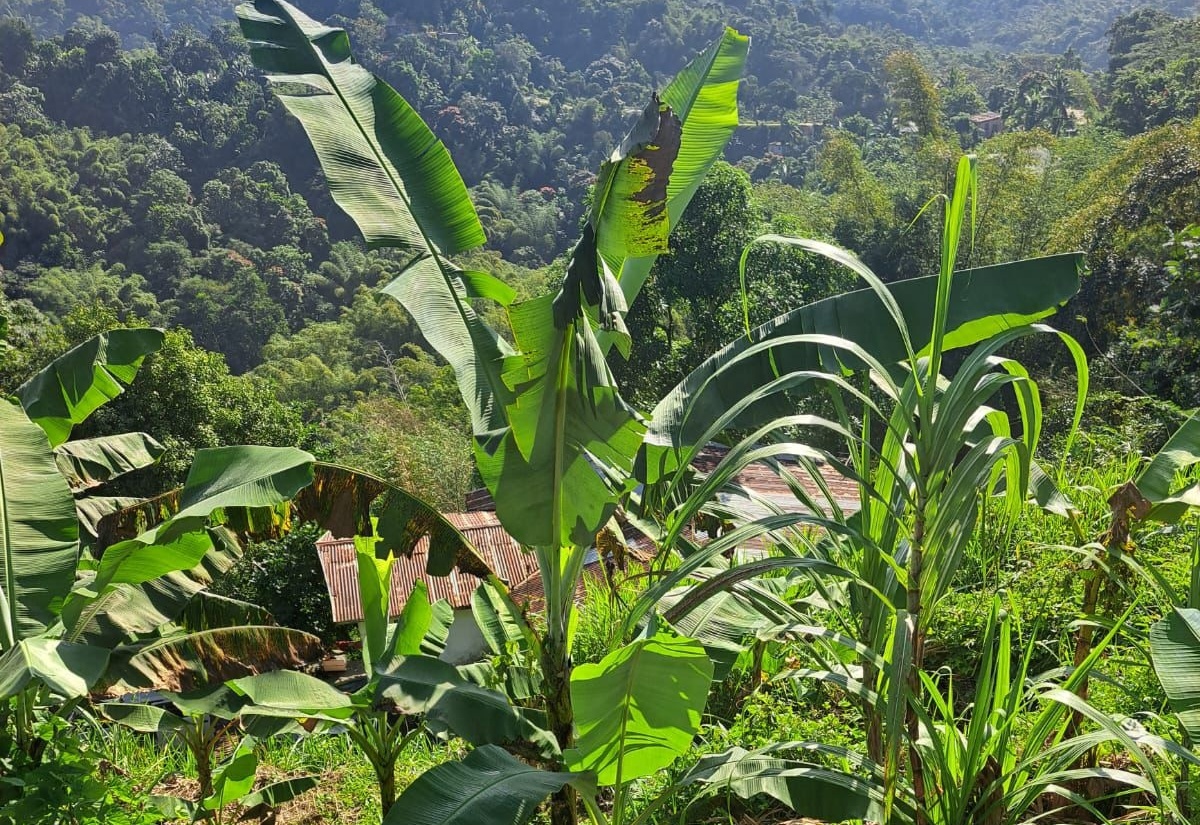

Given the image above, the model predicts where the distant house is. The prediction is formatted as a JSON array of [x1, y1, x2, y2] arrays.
[[469, 443, 860, 609], [315, 512, 540, 664], [793, 122, 826, 139], [320, 448, 860, 656], [968, 112, 1004, 138]]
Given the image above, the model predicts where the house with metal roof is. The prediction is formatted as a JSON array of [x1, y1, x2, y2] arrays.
[[316, 447, 859, 660], [315, 512, 540, 663]]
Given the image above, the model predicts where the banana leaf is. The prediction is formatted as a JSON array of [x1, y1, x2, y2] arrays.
[[0, 400, 79, 643], [382, 745, 593, 825], [54, 432, 165, 492], [16, 328, 163, 447], [1150, 607, 1200, 742], [102, 625, 324, 694], [237, 0, 511, 436], [1135, 410, 1200, 523]]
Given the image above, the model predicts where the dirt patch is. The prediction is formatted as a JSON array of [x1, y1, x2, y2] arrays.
[[152, 767, 368, 825]]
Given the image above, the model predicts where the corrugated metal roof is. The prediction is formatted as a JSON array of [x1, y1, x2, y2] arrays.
[[316, 512, 540, 624], [453, 447, 864, 610], [466, 446, 860, 519], [689, 444, 861, 518]]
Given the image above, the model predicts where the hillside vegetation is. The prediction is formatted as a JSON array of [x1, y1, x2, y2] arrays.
[[2, 1, 1200, 823]]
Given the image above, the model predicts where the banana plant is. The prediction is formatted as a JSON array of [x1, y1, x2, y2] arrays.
[[103, 686, 318, 823], [0, 328, 330, 771], [238, 3, 748, 822], [1018, 407, 1200, 767], [230, 562, 559, 817]]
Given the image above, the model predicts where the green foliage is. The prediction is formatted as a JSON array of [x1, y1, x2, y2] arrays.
[[82, 328, 305, 494], [1105, 13, 1200, 135], [215, 522, 338, 644], [884, 51, 944, 138], [566, 631, 713, 788], [0, 712, 163, 825]]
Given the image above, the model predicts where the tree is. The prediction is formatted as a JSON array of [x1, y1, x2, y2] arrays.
[[81, 328, 305, 495], [884, 51, 943, 138]]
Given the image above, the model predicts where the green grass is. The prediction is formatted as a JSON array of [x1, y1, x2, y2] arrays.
[[90, 722, 462, 824]]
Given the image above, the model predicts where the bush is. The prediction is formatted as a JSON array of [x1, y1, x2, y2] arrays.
[[0, 711, 162, 825], [215, 521, 341, 644]]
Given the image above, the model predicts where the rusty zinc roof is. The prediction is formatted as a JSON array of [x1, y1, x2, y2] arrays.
[[315, 512, 540, 624], [467, 445, 859, 519], [688, 444, 861, 518]]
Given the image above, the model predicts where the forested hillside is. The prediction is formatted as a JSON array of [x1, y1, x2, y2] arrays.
[[5, 2, 1200, 824], [1, 0, 1199, 493]]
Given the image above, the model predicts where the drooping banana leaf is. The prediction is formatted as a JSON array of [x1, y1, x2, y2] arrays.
[[382, 745, 594, 825], [90, 447, 315, 590], [1135, 410, 1200, 523], [238, 776, 319, 817], [54, 432, 165, 492], [237, 0, 512, 435], [97, 462, 486, 577], [157, 445, 316, 542], [294, 464, 484, 575], [16, 328, 164, 447], [0, 400, 79, 644], [0, 638, 109, 700], [62, 577, 200, 647], [76, 496, 144, 539], [62, 527, 245, 648], [1150, 607, 1200, 742], [101, 625, 324, 694], [376, 654, 558, 758], [642, 251, 1083, 483], [61, 448, 313, 650], [229, 668, 356, 720], [100, 702, 190, 734], [179, 591, 275, 631]]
